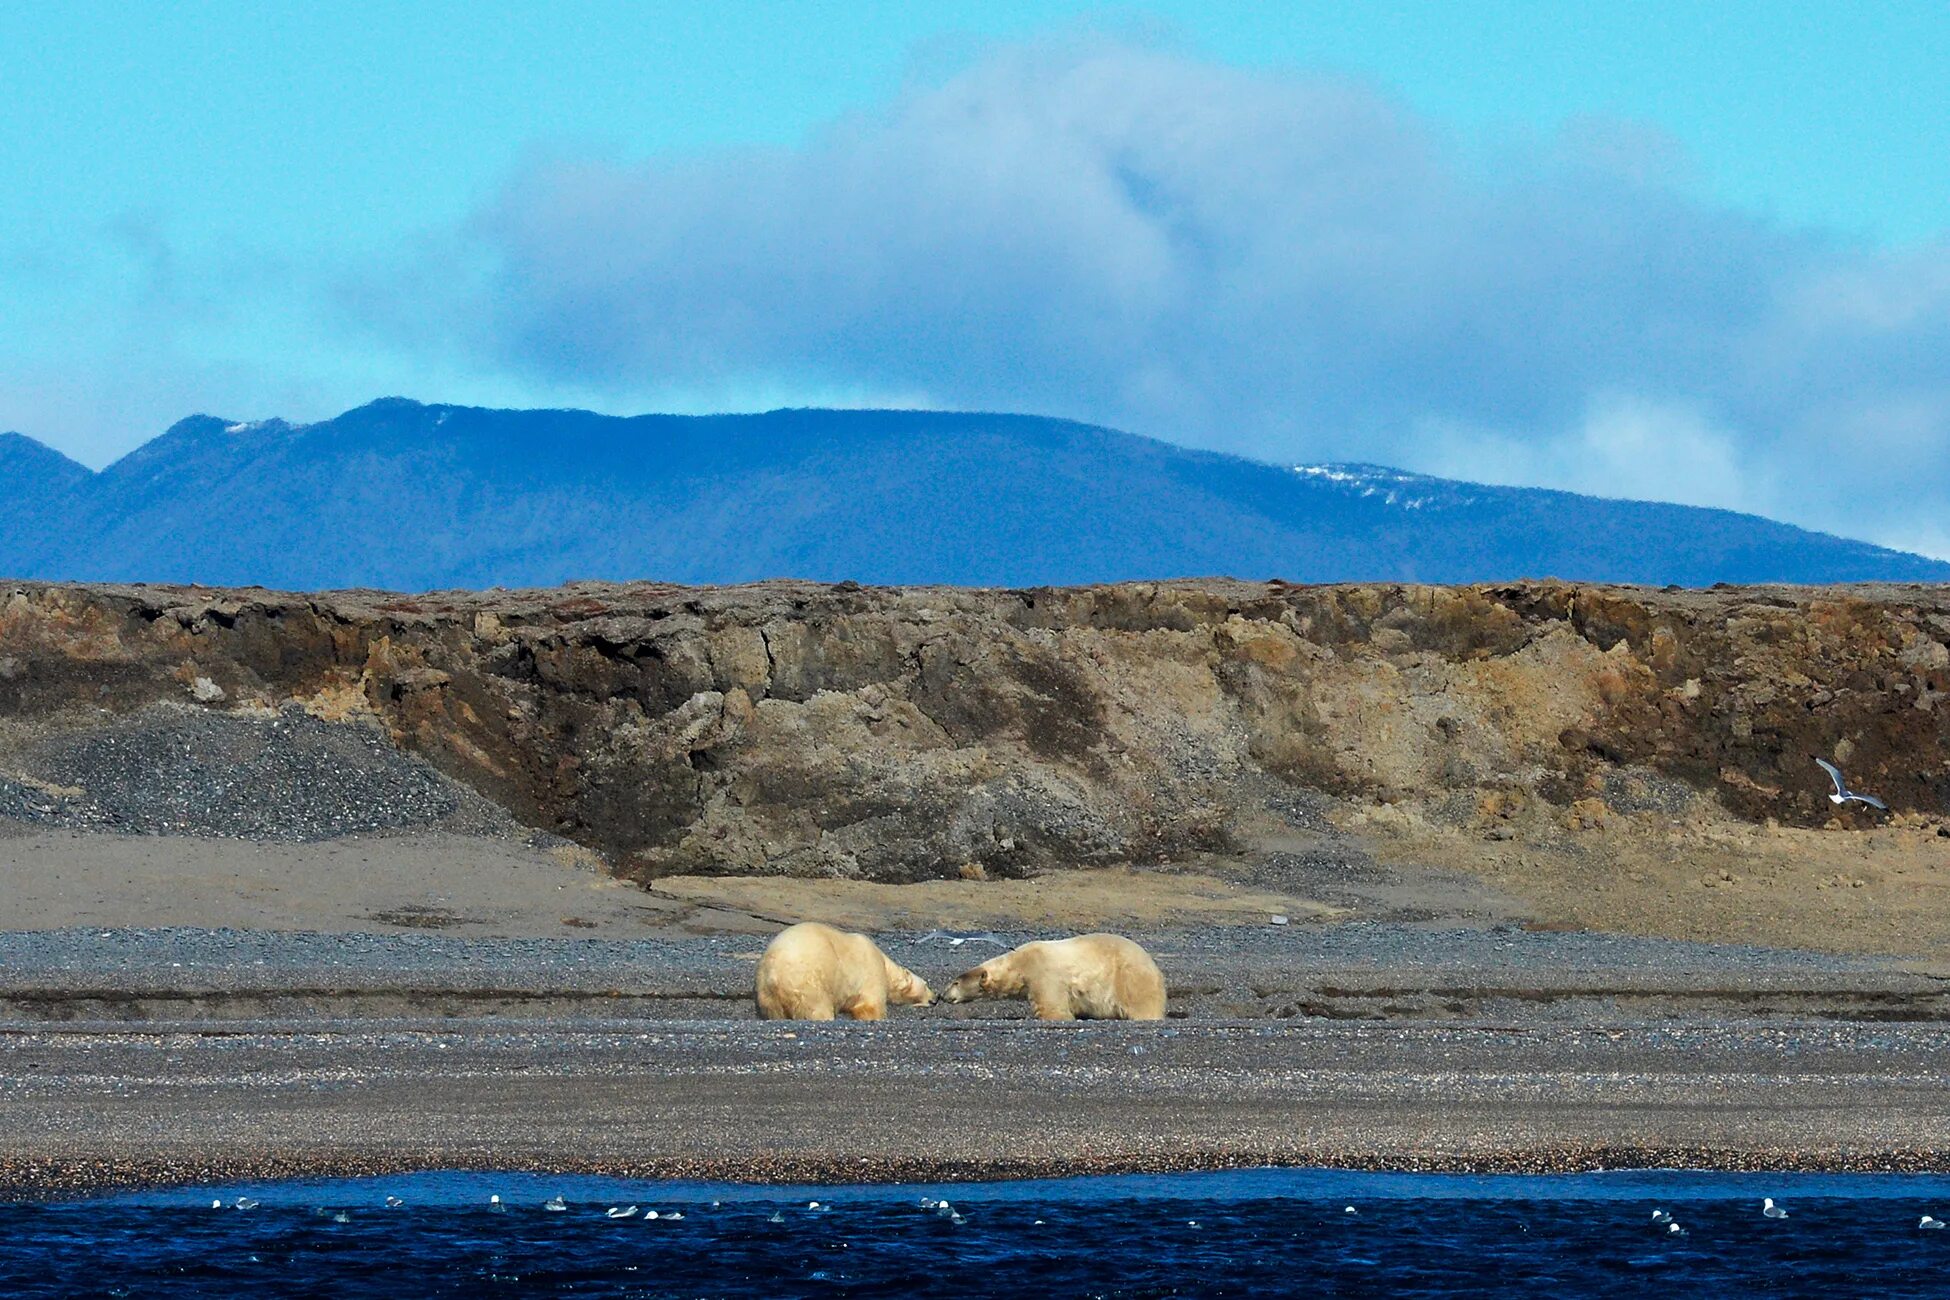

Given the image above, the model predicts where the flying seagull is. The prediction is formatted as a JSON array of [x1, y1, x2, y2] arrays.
[[1816, 758, 1887, 811], [912, 930, 1008, 948]]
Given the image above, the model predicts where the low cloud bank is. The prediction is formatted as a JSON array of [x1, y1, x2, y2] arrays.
[[399, 37, 1945, 554]]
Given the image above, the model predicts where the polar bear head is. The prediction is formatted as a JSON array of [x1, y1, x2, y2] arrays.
[[942, 955, 1023, 1004], [882, 956, 936, 1007]]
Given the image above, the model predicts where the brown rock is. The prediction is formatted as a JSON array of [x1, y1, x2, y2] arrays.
[[0, 577, 1944, 884]]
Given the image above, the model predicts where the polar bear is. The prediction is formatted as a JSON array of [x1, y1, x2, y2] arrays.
[[754, 922, 934, 1021], [942, 933, 1167, 1021]]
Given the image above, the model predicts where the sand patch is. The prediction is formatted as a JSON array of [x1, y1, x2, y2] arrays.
[[650, 867, 1338, 932], [0, 829, 758, 937], [1356, 802, 1950, 958]]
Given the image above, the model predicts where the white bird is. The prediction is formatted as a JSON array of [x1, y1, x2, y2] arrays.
[[1344, 1205, 1358, 1215], [1922, 1215, 1946, 1230], [606, 1205, 639, 1219], [489, 1195, 505, 1213], [664, 1211, 685, 1221], [543, 1196, 568, 1213], [384, 1196, 404, 1208], [210, 1199, 223, 1210], [1816, 758, 1887, 811], [1667, 1222, 1688, 1236], [913, 930, 1008, 948], [233, 1197, 259, 1211], [1763, 1197, 1789, 1219], [1651, 1209, 1673, 1224]]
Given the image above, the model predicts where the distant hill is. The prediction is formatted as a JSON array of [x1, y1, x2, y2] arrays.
[[0, 431, 90, 490], [3, 400, 1945, 589], [0, 432, 92, 565]]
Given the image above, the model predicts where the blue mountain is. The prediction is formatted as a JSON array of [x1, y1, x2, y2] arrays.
[[3, 399, 1944, 589], [0, 431, 92, 560]]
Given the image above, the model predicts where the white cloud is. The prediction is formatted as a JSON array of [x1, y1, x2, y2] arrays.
[[1416, 395, 1774, 516], [362, 36, 1949, 557]]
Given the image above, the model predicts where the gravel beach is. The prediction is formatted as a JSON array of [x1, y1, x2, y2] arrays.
[[5, 1016, 1950, 1198], [0, 918, 1946, 1197]]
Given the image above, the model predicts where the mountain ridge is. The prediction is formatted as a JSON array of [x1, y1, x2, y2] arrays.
[[3, 399, 1945, 590]]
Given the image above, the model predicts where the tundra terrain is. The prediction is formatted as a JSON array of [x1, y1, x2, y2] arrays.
[[2, 578, 1947, 1192]]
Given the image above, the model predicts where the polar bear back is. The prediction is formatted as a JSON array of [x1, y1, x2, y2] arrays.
[[754, 921, 926, 1021]]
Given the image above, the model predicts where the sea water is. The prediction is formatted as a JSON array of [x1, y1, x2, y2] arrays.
[[6, 1168, 1950, 1297]]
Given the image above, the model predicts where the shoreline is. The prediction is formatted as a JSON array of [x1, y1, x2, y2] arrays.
[[15, 1148, 1950, 1203], [6, 1016, 1949, 1200]]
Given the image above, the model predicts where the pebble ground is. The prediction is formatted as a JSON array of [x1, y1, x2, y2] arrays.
[[4, 1017, 1950, 1197]]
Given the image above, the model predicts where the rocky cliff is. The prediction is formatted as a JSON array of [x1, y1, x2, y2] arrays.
[[2, 579, 1947, 886]]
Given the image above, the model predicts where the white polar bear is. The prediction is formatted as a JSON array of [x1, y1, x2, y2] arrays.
[[942, 933, 1167, 1021], [754, 921, 934, 1021]]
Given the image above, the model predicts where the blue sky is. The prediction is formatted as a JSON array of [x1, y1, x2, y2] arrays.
[[3, 2, 1948, 554]]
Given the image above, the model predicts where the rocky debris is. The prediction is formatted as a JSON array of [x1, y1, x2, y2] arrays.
[[1, 919, 1944, 1031], [0, 707, 491, 841], [0, 921, 1899, 1005], [0, 578, 1944, 881]]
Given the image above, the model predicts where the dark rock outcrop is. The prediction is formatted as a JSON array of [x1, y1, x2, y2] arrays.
[[1, 580, 1946, 881]]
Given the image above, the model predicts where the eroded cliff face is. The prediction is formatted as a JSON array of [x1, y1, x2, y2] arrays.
[[2, 579, 1946, 884]]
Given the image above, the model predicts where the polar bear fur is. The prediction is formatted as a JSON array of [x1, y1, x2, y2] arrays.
[[942, 933, 1167, 1021], [754, 922, 934, 1021]]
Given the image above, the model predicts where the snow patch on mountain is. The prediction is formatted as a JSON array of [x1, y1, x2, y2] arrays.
[[1291, 462, 1484, 511]]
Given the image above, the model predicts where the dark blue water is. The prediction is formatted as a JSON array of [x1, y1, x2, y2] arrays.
[[7, 1169, 1950, 1297]]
